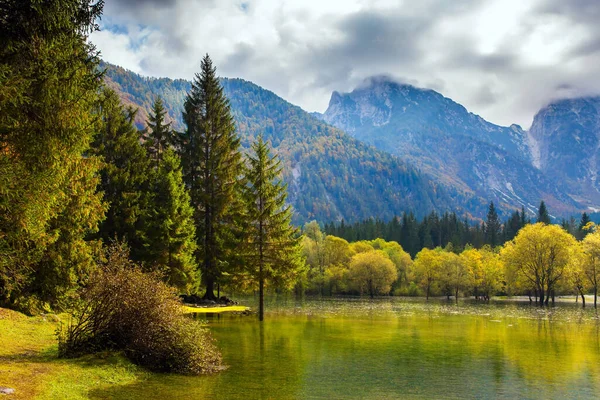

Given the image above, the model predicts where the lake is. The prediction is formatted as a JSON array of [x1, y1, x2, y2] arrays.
[[95, 297, 600, 399]]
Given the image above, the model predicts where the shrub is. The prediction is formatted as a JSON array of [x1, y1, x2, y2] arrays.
[[58, 243, 222, 374]]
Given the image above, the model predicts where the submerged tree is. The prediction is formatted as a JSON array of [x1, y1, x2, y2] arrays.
[[501, 223, 575, 305], [0, 0, 106, 310], [181, 54, 244, 300], [242, 137, 302, 321]]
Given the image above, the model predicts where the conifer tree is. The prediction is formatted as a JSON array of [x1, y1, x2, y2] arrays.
[[0, 0, 106, 310], [93, 89, 152, 262], [537, 201, 551, 224], [578, 212, 592, 240], [143, 96, 172, 167], [485, 202, 501, 247], [181, 54, 244, 300], [146, 148, 198, 293], [242, 136, 302, 321]]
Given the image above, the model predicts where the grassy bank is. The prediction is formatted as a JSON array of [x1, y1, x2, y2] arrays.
[[0, 308, 147, 399]]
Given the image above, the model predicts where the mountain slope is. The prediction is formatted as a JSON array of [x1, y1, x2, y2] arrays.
[[528, 97, 600, 211], [322, 78, 582, 217], [101, 62, 489, 223]]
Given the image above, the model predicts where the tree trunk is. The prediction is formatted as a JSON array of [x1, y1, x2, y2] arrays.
[[203, 278, 217, 301], [259, 267, 264, 321], [551, 290, 555, 306], [539, 288, 544, 307], [576, 292, 579, 303], [528, 290, 532, 304], [426, 285, 430, 301], [595, 286, 598, 309], [580, 289, 586, 308], [455, 287, 459, 304]]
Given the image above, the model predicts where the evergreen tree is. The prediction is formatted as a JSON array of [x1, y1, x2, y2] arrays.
[[0, 0, 106, 310], [578, 212, 592, 240], [93, 89, 152, 262], [146, 148, 198, 293], [520, 206, 529, 227], [485, 202, 501, 247], [143, 96, 172, 167], [181, 54, 243, 300], [242, 137, 302, 321], [537, 201, 551, 224]]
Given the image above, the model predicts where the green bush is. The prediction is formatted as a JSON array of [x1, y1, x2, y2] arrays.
[[58, 243, 222, 374]]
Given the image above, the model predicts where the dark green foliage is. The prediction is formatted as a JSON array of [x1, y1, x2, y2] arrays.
[[485, 202, 501, 247], [325, 208, 535, 256], [145, 148, 198, 293], [92, 89, 152, 262], [537, 201, 551, 224], [181, 55, 244, 300], [578, 212, 591, 239], [142, 96, 174, 166], [0, 0, 106, 310], [58, 243, 222, 374], [241, 136, 302, 320]]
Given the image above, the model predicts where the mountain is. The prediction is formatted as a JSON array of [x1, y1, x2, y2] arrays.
[[528, 97, 600, 212], [322, 77, 583, 217], [101, 62, 489, 224]]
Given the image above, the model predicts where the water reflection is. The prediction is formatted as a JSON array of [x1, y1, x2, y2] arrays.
[[92, 298, 600, 399]]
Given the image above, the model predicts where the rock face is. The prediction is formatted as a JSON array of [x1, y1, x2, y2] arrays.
[[528, 97, 600, 211], [323, 77, 583, 216]]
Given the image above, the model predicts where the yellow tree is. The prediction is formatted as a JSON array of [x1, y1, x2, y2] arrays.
[[565, 243, 588, 307], [581, 231, 600, 308], [439, 250, 468, 302], [478, 246, 504, 301], [501, 223, 576, 305], [461, 247, 483, 299], [348, 250, 397, 298], [371, 239, 412, 290], [413, 247, 443, 300]]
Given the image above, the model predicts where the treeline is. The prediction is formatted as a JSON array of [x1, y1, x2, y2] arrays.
[[304, 218, 600, 307], [0, 1, 301, 320], [325, 201, 593, 257]]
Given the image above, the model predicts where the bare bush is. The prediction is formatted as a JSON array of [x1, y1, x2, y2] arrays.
[[58, 242, 222, 374]]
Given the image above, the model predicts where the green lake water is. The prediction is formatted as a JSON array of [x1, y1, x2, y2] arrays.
[[95, 298, 600, 399]]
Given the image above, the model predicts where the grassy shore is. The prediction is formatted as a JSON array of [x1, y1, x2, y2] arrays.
[[0, 308, 147, 399]]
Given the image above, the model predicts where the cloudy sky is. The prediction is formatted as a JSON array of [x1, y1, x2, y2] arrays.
[[91, 0, 600, 128]]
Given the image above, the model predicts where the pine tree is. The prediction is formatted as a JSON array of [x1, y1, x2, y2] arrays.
[[578, 212, 592, 240], [181, 54, 244, 300], [485, 202, 501, 247], [146, 148, 198, 293], [537, 201, 551, 224], [0, 0, 106, 310], [93, 89, 152, 262], [242, 136, 302, 321], [143, 96, 172, 167]]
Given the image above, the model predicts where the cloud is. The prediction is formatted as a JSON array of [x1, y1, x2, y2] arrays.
[[90, 0, 600, 128]]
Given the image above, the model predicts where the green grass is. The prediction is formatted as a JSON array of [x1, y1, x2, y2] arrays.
[[0, 308, 147, 399]]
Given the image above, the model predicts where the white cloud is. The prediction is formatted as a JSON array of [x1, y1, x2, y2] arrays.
[[90, 0, 600, 128]]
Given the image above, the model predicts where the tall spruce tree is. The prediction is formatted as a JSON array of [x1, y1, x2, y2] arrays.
[[242, 136, 302, 321], [181, 54, 244, 300], [485, 202, 501, 247], [93, 89, 152, 262], [146, 148, 198, 293], [143, 96, 172, 167], [537, 201, 551, 224], [0, 0, 106, 310]]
